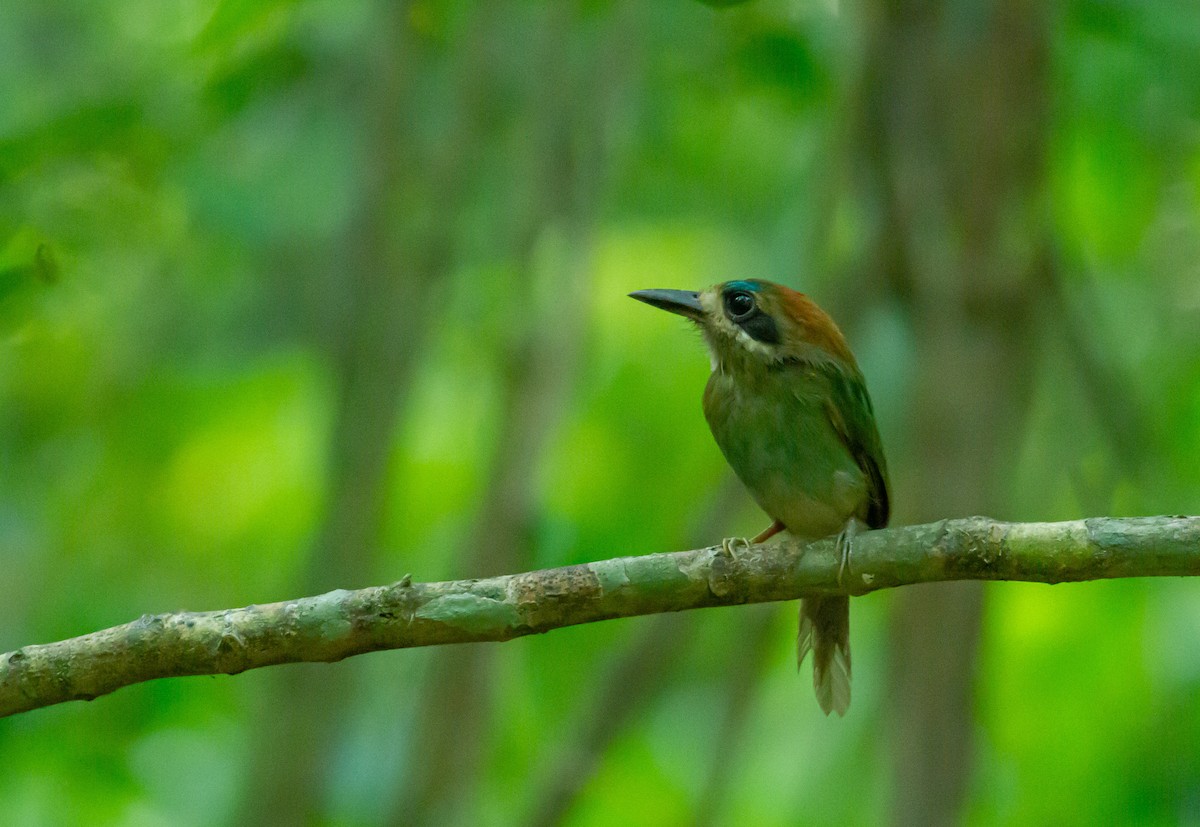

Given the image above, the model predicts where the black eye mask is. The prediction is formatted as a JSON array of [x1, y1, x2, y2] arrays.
[[723, 290, 780, 345], [737, 311, 781, 345]]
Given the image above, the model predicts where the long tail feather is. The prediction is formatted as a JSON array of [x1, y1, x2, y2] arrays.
[[798, 596, 851, 716]]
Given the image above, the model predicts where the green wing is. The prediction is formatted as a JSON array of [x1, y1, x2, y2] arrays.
[[819, 362, 890, 529]]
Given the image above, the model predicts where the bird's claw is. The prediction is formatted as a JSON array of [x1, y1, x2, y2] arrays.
[[835, 520, 860, 587], [719, 536, 752, 559]]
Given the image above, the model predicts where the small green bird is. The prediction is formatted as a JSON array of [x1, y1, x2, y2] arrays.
[[630, 279, 889, 716]]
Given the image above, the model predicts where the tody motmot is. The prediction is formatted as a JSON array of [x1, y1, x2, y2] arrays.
[[630, 279, 890, 716]]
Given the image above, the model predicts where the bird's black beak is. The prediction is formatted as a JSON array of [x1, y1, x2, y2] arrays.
[[628, 289, 704, 321]]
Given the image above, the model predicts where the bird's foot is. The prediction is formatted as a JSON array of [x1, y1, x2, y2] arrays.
[[718, 521, 785, 559], [835, 519, 862, 587], [718, 536, 752, 559]]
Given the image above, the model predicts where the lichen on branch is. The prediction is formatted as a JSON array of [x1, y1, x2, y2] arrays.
[[2, 516, 1198, 719]]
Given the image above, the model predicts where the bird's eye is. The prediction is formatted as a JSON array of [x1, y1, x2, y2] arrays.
[[725, 291, 755, 320]]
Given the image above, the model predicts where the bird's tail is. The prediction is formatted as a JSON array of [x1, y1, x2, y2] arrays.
[[797, 596, 851, 716]]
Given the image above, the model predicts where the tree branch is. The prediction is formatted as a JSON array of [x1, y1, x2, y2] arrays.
[[3, 516, 1197, 719]]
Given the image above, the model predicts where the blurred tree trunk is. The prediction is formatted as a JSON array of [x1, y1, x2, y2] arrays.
[[238, 3, 489, 822], [854, 1, 1051, 824], [237, 6, 417, 823], [390, 3, 628, 824]]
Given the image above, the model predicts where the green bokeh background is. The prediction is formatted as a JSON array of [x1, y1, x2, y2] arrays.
[[2, 0, 1199, 824]]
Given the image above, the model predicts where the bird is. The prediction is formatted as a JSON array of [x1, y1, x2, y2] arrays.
[[630, 278, 889, 716]]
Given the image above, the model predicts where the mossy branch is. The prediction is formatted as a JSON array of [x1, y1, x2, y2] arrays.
[[3, 516, 1198, 718]]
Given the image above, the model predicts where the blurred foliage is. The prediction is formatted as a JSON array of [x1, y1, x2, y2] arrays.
[[1, 0, 1199, 825]]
